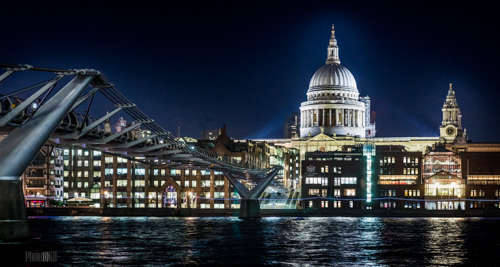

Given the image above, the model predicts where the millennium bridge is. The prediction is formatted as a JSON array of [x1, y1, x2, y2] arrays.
[[0, 63, 281, 242]]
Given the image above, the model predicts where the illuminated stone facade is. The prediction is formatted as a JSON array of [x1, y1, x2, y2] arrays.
[[299, 25, 376, 138]]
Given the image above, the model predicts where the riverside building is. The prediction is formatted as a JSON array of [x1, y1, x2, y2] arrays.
[[7, 24, 500, 212]]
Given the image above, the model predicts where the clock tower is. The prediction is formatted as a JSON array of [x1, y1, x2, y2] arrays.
[[439, 83, 466, 143]]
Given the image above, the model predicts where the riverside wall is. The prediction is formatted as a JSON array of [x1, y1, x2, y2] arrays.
[[26, 207, 500, 218]]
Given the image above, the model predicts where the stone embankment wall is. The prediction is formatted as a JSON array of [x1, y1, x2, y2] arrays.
[[27, 208, 500, 218]]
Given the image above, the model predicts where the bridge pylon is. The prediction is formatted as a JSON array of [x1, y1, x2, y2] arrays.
[[0, 74, 95, 242], [223, 167, 281, 218]]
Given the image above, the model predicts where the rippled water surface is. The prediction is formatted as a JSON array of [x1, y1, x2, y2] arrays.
[[3, 217, 500, 266]]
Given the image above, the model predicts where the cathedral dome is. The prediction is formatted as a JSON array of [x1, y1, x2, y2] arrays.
[[308, 63, 357, 92]]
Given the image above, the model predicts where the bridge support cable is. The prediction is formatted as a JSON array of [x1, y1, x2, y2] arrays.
[[0, 70, 14, 84], [0, 79, 56, 100], [70, 87, 100, 111], [223, 167, 281, 218], [87, 122, 142, 144], [0, 75, 64, 127], [0, 64, 34, 84], [1, 63, 273, 175], [0, 73, 96, 242], [77, 107, 122, 137]]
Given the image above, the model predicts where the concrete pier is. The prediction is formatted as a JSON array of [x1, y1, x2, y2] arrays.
[[0, 179, 29, 242], [223, 168, 281, 219], [239, 199, 262, 218]]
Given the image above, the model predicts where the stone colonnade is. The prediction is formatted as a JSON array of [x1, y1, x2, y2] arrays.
[[301, 108, 365, 128]]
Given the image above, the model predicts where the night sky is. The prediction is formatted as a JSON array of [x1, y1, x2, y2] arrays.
[[2, 1, 499, 141]]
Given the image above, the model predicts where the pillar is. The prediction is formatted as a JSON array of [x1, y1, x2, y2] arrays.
[[113, 156, 118, 207], [300, 111, 304, 129], [224, 177, 230, 209], [100, 153, 105, 208], [310, 109, 313, 127], [0, 179, 28, 242], [315, 109, 319, 126], [329, 109, 332, 126], [145, 164, 150, 208], [322, 109, 325, 126], [210, 170, 215, 209]]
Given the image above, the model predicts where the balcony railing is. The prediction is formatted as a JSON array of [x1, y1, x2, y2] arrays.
[[27, 172, 46, 177], [26, 184, 47, 189]]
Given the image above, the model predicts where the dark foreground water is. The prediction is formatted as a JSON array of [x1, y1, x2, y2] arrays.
[[2, 217, 500, 266]]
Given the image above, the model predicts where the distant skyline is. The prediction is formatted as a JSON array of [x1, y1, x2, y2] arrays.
[[2, 1, 499, 141]]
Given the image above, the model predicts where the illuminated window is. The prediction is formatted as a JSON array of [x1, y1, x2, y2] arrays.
[[77, 150, 82, 156], [308, 189, 320, 196], [340, 177, 357, 184], [322, 189, 327, 197], [134, 180, 145, 187], [345, 189, 356, 196], [333, 189, 340, 197]]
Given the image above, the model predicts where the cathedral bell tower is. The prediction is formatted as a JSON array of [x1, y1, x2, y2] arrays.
[[439, 83, 466, 143]]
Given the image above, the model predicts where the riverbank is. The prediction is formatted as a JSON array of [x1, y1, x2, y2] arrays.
[[26, 207, 500, 217]]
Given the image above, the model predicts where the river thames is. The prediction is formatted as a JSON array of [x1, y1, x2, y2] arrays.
[[3, 216, 500, 266]]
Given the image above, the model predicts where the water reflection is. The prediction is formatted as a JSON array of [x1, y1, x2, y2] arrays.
[[425, 218, 465, 265], [2, 217, 500, 265]]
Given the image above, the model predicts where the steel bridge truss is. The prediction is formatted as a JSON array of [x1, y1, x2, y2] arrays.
[[0, 63, 279, 175], [0, 63, 281, 235]]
